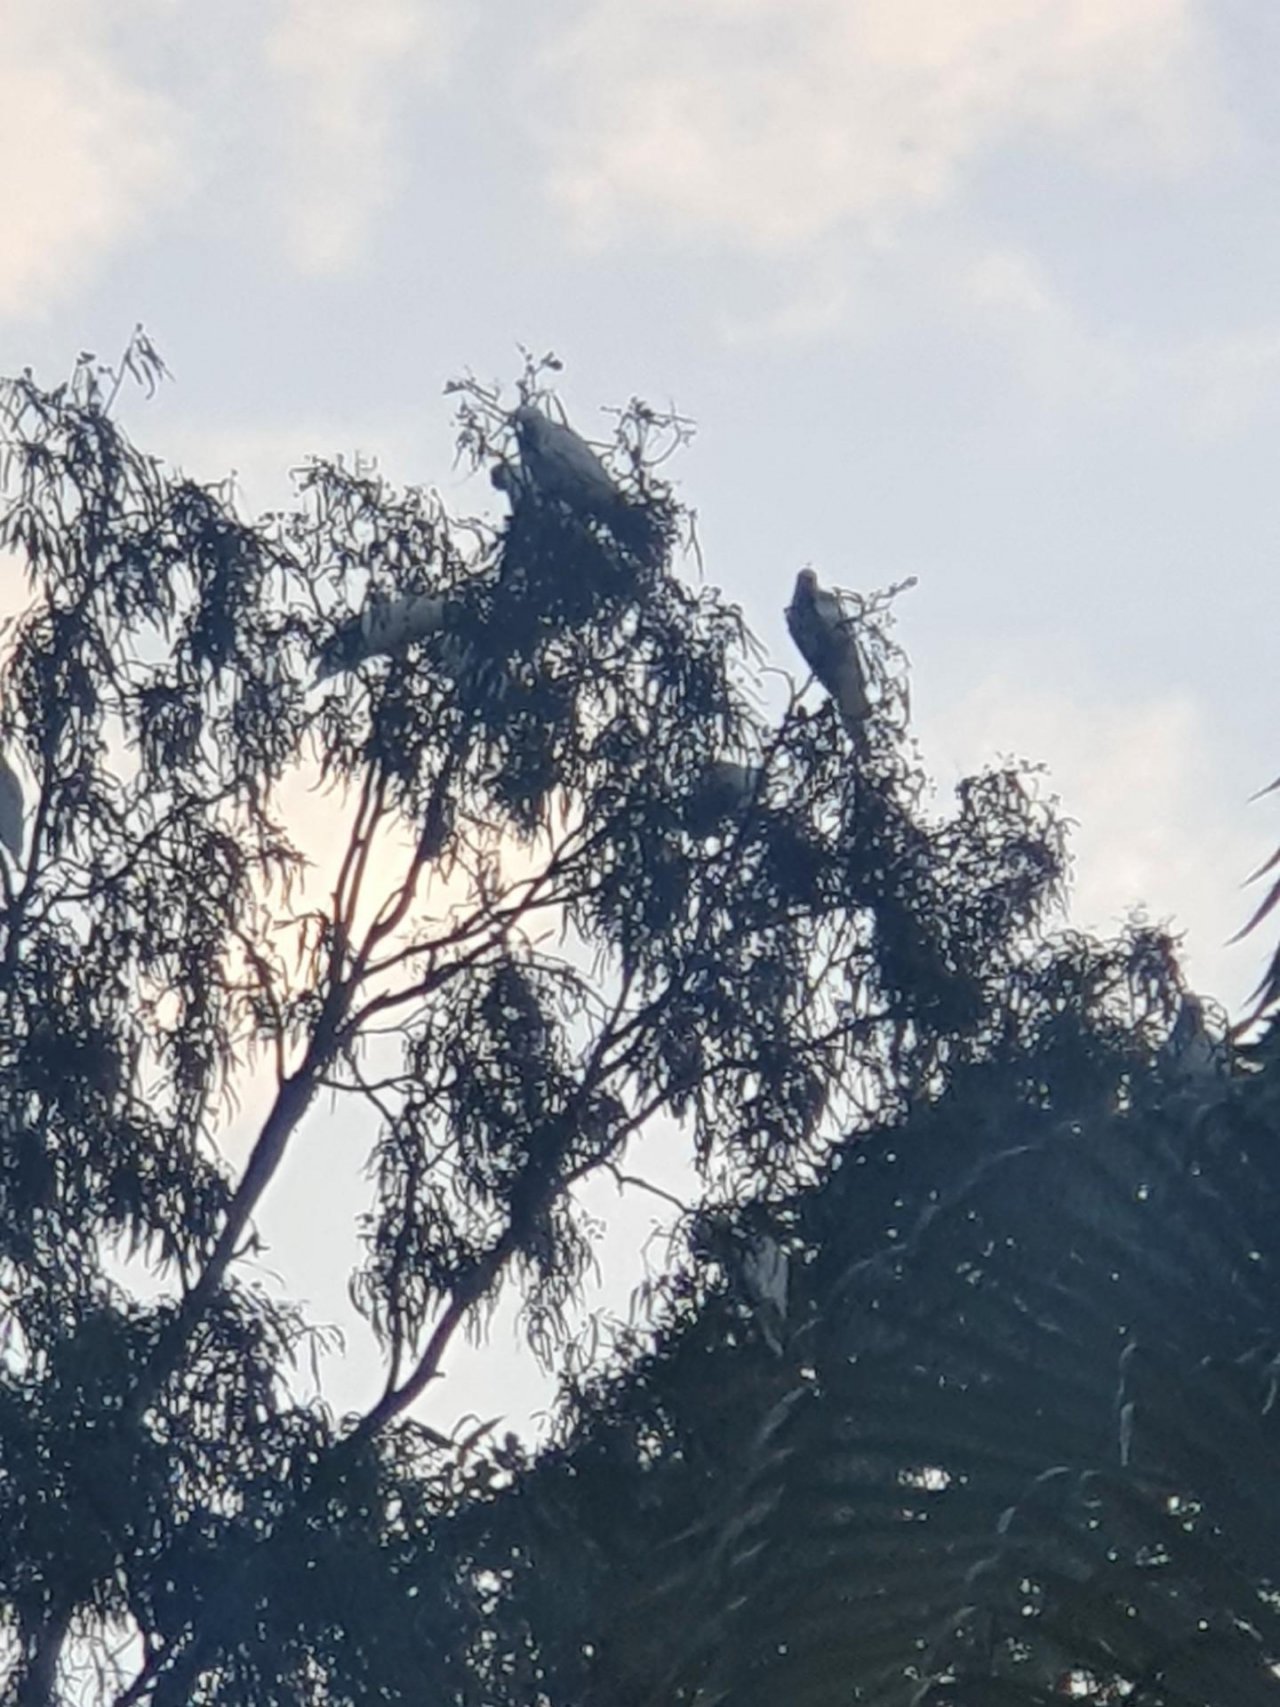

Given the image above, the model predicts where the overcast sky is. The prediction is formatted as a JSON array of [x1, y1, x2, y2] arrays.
[[3, 0, 1277, 1430]]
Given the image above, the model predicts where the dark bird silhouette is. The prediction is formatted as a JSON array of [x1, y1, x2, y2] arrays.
[[785, 568, 870, 732], [1159, 993, 1227, 1081], [511, 405, 624, 520]]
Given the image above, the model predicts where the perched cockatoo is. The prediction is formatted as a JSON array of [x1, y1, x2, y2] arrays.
[[315, 592, 447, 680], [0, 753, 23, 864], [1159, 993, 1226, 1082], [511, 405, 625, 521], [740, 1232, 789, 1357], [785, 569, 870, 733], [686, 759, 764, 836]]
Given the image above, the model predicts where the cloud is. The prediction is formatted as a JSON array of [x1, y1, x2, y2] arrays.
[[0, 5, 187, 318], [150, 395, 479, 521], [920, 675, 1259, 1010], [264, 0, 466, 272], [157, 415, 415, 517], [960, 244, 1280, 434], [539, 0, 1226, 253], [715, 254, 860, 346], [963, 247, 1136, 404], [1159, 325, 1280, 440]]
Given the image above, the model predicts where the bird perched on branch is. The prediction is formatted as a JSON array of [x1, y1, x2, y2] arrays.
[[1159, 993, 1227, 1082], [511, 405, 624, 520], [0, 753, 23, 864], [785, 569, 870, 733], [503, 403, 663, 565], [739, 1231, 790, 1357], [315, 591, 447, 680]]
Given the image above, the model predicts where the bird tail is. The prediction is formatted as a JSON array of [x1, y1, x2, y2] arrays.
[[834, 653, 871, 732]]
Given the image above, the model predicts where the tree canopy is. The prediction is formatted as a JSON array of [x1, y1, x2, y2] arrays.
[[0, 340, 1273, 1707]]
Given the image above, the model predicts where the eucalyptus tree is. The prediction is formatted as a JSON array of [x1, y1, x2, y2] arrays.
[[0, 338, 1086, 1706]]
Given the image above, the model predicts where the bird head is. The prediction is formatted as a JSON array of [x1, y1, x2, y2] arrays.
[[511, 404, 543, 446]]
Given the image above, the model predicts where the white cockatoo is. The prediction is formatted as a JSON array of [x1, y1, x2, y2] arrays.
[[785, 569, 870, 733], [1159, 993, 1227, 1082], [315, 592, 447, 681], [0, 753, 23, 863], [511, 405, 625, 521], [686, 759, 764, 836], [740, 1232, 790, 1357]]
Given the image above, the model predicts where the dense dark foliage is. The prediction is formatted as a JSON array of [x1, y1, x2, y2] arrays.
[[0, 340, 1268, 1705], [467, 944, 1280, 1707]]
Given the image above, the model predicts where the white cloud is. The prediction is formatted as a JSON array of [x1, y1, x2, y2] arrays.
[[0, 5, 187, 318], [960, 244, 1280, 434], [539, 0, 1227, 252], [920, 676, 1260, 1011], [1159, 325, 1280, 440], [715, 254, 860, 347], [964, 247, 1136, 404], [264, 0, 466, 272]]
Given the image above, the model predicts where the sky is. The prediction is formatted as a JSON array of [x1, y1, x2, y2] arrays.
[[2, 0, 1278, 1432]]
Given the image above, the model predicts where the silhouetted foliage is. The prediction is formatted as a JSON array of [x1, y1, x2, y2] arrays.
[[450, 946, 1280, 1707], [1231, 774, 1280, 1028], [0, 337, 1261, 1707]]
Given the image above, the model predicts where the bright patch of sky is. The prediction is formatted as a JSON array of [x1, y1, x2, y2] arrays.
[[2, 0, 1276, 1431]]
